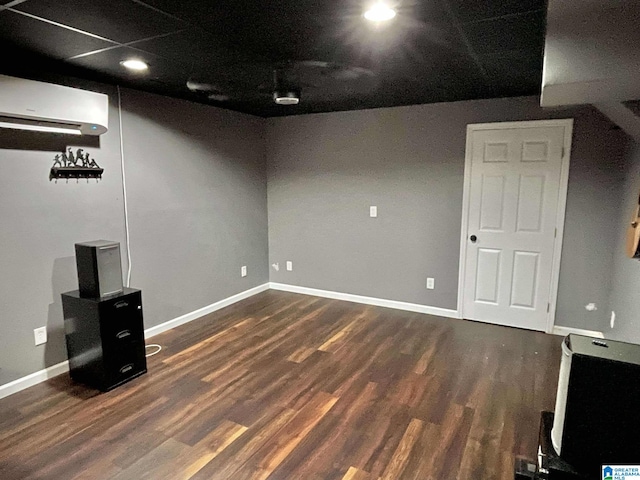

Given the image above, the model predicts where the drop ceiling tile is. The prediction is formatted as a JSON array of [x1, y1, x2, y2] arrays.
[[130, 30, 261, 67], [481, 49, 542, 95], [450, 0, 545, 23], [461, 10, 545, 55], [138, 0, 462, 62], [67, 46, 192, 94], [0, 10, 114, 59], [14, 0, 185, 43]]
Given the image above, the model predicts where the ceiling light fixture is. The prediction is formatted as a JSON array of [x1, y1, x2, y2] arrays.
[[273, 90, 300, 106], [120, 59, 148, 71], [364, 3, 396, 21]]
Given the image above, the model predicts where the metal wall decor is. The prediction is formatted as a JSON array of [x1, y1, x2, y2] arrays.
[[50, 148, 103, 181]]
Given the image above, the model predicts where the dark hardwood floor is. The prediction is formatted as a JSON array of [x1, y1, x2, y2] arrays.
[[0, 290, 562, 480]]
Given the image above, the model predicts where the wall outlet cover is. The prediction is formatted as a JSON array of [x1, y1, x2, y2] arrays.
[[286, 261, 293, 271], [370, 206, 377, 218], [241, 266, 247, 277], [426, 277, 435, 290], [34, 327, 47, 346]]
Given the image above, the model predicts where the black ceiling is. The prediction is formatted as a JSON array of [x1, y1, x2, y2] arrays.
[[0, 0, 547, 117]]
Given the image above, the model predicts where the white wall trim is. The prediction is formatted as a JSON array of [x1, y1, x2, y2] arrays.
[[0, 360, 70, 401], [0, 283, 270, 400], [547, 119, 574, 334], [457, 119, 574, 334], [143, 283, 270, 339], [269, 283, 461, 319], [551, 325, 604, 339]]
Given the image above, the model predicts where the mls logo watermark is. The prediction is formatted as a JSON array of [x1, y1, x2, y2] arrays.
[[603, 465, 640, 480]]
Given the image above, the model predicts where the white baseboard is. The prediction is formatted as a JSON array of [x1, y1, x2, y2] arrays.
[[269, 282, 461, 319], [8, 282, 597, 401], [552, 325, 605, 338], [143, 283, 270, 339], [0, 360, 70, 401], [0, 283, 270, 401]]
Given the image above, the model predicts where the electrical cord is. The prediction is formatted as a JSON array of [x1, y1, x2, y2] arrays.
[[117, 85, 132, 288], [145, 344, 162, 357]]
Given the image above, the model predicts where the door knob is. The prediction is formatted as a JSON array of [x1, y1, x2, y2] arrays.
[[470, 235, 477, 242]]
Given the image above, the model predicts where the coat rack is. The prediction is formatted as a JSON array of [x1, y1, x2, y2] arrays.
[[50, 148, 103, 181]]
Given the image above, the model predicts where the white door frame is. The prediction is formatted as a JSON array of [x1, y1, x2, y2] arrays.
[[456, 119, 574, 333]]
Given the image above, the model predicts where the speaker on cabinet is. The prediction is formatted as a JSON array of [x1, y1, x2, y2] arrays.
[[75, 240, 124, 298]]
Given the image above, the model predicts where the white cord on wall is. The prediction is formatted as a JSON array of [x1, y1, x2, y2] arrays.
[[117, 85, 132, 288]]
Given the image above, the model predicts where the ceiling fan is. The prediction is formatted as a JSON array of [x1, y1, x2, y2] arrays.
[[186, 60, 377, 106]]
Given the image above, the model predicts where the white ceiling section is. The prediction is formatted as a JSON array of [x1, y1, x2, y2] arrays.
[[542, 0, 640, 107], [542, 0, 640, 141]]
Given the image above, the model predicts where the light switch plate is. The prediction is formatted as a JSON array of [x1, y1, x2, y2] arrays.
[[370, 206, 377, 217], [286, 261, 293, 271], [241, 266, 247, 277]]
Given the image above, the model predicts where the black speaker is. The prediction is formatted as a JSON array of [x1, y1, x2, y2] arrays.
[[552, 335, 640, 474], [75, 240, 123, 298]]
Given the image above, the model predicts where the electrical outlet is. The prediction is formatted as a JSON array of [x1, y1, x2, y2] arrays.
[[34, 327, 47, 346], [370, 206, 377, 218], [426, 277, 435, 290], [241, 266, 247, 277], [611, 310, 616, 329], [286, 261, 293, 271]]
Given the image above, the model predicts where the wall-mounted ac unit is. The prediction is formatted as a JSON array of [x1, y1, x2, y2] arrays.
[[0, 74, 108, 136]]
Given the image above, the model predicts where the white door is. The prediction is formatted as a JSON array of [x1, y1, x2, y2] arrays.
[[461, 120, 572, 331]]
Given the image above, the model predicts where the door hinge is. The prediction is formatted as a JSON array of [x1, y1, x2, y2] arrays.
[[561, 146, 565, 158], [547, 303, 550, 313], [554, 228, 557, 238]]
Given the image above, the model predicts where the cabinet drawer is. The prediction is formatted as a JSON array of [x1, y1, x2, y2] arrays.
[[99, 293, 144, 337], [104, 356, 146, 390], [98, 291, 142, 315]]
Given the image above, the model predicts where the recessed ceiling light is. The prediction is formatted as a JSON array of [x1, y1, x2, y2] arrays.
[[120, 59, 148, 71], [364, 3, 396, 22]]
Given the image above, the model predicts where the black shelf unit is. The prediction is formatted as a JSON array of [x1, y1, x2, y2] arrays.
[[62, 288, 147, 391]]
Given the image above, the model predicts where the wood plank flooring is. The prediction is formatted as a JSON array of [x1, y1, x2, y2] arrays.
[[0, 290, 562, 479]]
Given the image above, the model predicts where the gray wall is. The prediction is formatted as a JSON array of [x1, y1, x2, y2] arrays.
[[0, 84, 268, 388], [0, 84, 629, 389], [607, 142, 640, 343], [0, 85, 125, 387], [266, 96, 627, 331], [120, 89, 268, 328]]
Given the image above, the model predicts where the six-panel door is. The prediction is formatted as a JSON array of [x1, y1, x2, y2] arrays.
[[463, 124, 568, 331]]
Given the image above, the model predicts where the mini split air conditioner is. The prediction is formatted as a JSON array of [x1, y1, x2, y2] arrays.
[[0, 74, 108, 136]]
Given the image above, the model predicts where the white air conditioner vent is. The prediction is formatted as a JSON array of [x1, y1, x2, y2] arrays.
[[0, 75, 108, 135]]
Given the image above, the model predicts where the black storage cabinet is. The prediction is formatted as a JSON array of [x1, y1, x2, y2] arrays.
[[62, 288, 147, 391]]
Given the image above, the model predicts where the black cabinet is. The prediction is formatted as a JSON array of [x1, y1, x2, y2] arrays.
[[536, 412, 588, 480], [62, 288, 147, 391]]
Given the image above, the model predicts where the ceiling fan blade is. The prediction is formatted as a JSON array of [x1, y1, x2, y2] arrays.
[[187, 60, 378, 105], [186, 79, 221, 93]]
